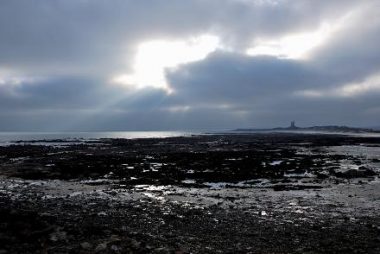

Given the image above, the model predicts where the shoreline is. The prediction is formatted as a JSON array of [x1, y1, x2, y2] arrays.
[[1, 133, 379, 253]]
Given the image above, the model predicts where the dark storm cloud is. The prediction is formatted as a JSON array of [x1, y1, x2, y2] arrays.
[[167, 52, 321, 103], [0, 0, 379, 130], [0, 76, 173, 112]]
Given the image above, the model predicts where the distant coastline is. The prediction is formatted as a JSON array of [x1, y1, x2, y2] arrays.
[[234, 122, 380, 134]]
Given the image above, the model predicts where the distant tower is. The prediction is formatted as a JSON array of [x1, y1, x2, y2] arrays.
[[290, 121, 296, 129]]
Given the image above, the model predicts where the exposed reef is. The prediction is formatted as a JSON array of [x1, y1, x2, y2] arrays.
[[0, 133, 379, 253]]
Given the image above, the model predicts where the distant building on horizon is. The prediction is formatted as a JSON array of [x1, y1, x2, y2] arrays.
[[289, 121, 297, 129]]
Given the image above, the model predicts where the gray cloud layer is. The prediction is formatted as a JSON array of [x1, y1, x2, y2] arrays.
[[0, 0, 379, 131]]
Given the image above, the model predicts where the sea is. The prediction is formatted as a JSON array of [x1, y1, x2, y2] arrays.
[[0, 131, 197, 146], [1, 130, 379, 146]]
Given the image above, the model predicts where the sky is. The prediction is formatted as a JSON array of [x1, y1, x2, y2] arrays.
[[0, 0, 379, 131]]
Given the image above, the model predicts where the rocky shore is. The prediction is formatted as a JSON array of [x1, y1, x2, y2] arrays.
[[0, 133, 379, 253]]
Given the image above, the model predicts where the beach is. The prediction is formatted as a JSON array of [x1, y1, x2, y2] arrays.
[[0, 133, 379, 253]]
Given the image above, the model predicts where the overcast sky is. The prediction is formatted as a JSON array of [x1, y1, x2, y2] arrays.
[[0, 0, 379, 131]]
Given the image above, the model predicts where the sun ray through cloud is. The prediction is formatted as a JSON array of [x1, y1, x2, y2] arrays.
[[111, 35, 221, 93]]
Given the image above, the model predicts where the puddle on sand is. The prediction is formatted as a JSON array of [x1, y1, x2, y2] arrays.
[[269, 160, 283, 166], [284, 172, 315, 178], [182, 179, 196, 184]]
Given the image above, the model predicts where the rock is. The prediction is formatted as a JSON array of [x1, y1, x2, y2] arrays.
[[80, 242, 92, 250], [49, 229, 67, 242], [316, 172, 329, 179], [335, 169, 376, 178], [153, 247, 171, 254], [95, 243, 108, 252], [110, 244, 121, 251], [109, 235, 121, 243], [129, 238, 141, 249], [97, 211, 107, 216]]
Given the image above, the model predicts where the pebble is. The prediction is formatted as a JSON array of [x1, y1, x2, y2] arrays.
[[80, 242, 92, 250], [95, 243, 107, 252]]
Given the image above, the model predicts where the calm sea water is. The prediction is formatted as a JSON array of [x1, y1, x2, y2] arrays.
[[0, 131, 196, 145], [2, 130, 377, 146]]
